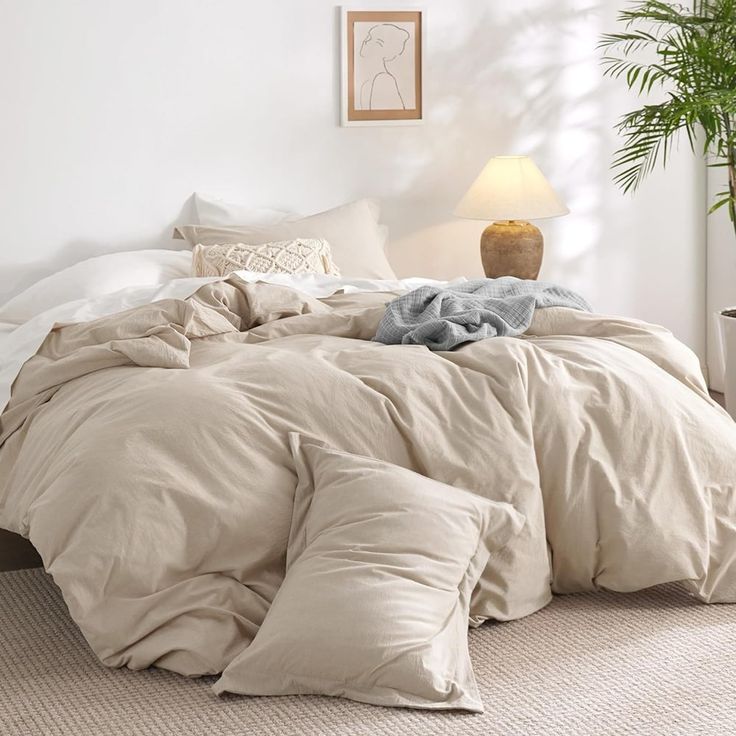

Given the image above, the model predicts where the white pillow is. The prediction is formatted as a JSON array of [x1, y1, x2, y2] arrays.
[[213, 435, 525, 712], [176, 199, 395, 280], [193, 192, 295, 227], [0, 249, 193, 324]]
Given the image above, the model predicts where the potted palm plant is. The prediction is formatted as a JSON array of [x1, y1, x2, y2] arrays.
[[600, 0, 736, 413]]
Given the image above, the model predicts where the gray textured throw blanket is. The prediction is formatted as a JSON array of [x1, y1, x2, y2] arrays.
[[374, 278, 591, 350]]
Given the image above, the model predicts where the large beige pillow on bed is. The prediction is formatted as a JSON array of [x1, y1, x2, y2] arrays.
[[191, 239, 340, 277], [213, 435, 525, 712], [175, 199, 396, 280]]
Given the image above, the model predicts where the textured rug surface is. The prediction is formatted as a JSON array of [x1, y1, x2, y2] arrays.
[[1, 568, 735, 736]]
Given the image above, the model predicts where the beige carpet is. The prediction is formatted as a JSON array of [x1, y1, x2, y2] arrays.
[[1, 569, 735, 736]]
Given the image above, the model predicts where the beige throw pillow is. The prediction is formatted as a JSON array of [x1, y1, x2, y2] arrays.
[[213, 435, 525, 712], [176, 199, 396, 280], [191, 239, 339, 278]]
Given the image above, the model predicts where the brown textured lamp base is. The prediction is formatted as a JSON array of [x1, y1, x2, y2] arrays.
[[480, 220, 544, 280]]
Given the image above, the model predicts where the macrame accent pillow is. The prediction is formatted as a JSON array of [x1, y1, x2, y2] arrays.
[[191, 239, 340, 278]]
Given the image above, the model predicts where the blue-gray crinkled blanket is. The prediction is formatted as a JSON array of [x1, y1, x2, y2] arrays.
[[374, 277, 591, 351]]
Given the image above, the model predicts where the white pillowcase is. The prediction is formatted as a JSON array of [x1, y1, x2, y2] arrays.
[[194, 192, 296, 228], [177, 198, 395, 280], [213, 435, 525, 712], [0, 250, 192, 325]]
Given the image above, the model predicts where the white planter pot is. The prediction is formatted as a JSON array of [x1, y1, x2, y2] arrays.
[[718, 310, 736, 418]]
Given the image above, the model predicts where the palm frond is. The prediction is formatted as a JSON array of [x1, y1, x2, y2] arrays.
[[601, 0, 736, 230]]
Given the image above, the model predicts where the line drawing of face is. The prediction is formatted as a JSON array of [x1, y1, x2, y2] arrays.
[[359, 23, 410, 63]]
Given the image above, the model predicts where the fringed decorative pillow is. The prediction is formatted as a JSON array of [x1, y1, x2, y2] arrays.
[[191, 239, 340, 278]]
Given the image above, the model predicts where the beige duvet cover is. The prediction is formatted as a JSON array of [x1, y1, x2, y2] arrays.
[[0, 276, 734, 676]]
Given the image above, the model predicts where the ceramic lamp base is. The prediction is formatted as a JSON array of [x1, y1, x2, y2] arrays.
[[480, 221, 543, 280]]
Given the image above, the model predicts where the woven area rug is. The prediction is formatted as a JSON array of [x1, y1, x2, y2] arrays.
[[1, 569, 734, 736]]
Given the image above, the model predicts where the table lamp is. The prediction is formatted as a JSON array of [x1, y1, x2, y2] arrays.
[[454, 155, 569, 280]]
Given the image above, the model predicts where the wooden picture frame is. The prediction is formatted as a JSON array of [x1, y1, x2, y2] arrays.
[[341, 7, 424, 126]]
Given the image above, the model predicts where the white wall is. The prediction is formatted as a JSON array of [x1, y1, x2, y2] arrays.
[[706, 166, 736, 391], [0, 0, 706, 358]]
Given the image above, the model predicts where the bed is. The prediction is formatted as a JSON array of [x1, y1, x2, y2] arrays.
[[1, 196, 735, 711]]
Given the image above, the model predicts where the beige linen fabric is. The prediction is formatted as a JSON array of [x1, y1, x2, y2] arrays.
[[175, 199, 396, 279], [0, 277, 735, 678], [214, 435, 525, 710], [191, 240, 339, 278]]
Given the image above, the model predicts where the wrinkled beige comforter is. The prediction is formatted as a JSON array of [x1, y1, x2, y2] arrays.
[[1, 277, 735, 676]]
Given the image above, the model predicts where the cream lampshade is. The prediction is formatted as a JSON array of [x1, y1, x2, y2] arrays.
[[454, 156, 569, 280]]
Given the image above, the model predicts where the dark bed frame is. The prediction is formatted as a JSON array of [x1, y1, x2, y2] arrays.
[[0, 529, 42, 572]]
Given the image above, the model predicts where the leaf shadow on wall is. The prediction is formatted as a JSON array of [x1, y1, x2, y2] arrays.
[[361, 2, 628, 304]]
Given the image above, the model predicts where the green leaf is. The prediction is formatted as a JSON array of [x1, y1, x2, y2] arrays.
[[600, 0, 736, 195], [708, 195, 733, 214]]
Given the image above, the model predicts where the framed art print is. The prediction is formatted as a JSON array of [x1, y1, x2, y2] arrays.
[[341, 7, 424, 126]]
